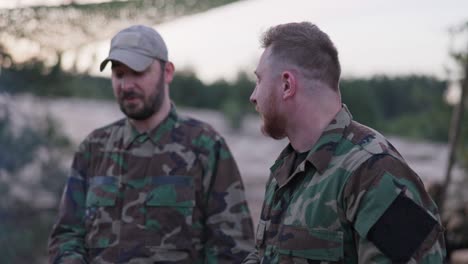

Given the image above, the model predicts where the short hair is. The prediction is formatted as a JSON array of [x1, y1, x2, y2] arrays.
[[261, 22, 341, 90]]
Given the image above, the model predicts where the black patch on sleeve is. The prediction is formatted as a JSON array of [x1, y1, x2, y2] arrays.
[[366, 192, 437, 263]]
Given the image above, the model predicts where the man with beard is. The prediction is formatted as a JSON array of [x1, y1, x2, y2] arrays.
[[48, 25, 254, 264], [242, 22, 446, 264]]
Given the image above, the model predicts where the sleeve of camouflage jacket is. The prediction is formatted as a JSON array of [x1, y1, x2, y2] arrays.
[[201, 136, 255, 263], [48, 141, 89, 264], [342, 154, 446, 263]]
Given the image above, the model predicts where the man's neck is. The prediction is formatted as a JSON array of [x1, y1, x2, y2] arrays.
[[287, 101, 341, 153], [130, 99, 171, 133], [287, 122, 324, 153]]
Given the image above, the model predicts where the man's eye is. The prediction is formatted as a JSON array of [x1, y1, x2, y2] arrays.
[[133, 70, 144, 76], [114, 71, 124, 78]]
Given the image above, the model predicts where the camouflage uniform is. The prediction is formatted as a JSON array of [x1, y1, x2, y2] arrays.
[[49, 106, 254, 264], [243, 105, 446, 264]]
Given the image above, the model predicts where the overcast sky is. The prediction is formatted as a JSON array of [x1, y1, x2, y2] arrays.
[[155, 0, 468, 83], [2, 0, 468, 83]]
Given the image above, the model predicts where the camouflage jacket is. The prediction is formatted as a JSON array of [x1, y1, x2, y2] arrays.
[[49, 106, 254, 264], [243, 106, 446, 264]]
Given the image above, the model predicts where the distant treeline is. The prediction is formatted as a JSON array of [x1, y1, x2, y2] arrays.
[[0, 61, 456, 142]]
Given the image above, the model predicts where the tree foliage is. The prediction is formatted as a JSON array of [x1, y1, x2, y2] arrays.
[[0, 94, 72, 263], [341, 76, 452, 141], [449, 21, 468, 169]]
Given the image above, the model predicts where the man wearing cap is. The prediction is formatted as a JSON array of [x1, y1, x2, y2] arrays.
[[48, 25, 254, 264]]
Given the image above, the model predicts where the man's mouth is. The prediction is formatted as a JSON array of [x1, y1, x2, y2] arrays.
[[122, 92, 141, 103]]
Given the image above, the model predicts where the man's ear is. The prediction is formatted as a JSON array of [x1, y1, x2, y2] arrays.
[[282, 71, 297, 99], [164, 62, 175, 84]]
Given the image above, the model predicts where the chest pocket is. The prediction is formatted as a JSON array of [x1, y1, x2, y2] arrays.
[[144, 175, 195, 249], [85, 176, 119, 249], [278, 225, 344, 263]]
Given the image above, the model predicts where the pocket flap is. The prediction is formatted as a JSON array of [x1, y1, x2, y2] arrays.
[[146, 176, 195, 207], [86, 176, 118, 207], [278, 225, 343, 261]]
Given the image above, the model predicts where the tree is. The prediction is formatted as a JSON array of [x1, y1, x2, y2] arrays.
[[439, 21, 468, 212]]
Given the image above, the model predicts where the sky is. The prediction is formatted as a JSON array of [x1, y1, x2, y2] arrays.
[[2, 0, 468, 84], [156, 0, 468, 83]]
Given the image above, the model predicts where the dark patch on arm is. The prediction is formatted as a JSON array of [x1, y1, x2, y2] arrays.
[[367, 192, 437, 263]]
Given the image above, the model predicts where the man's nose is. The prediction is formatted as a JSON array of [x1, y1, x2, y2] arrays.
[[120, 77, 135, 91], [249, 89, 257, 105]]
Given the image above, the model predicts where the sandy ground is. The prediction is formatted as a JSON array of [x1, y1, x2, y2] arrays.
[[10, 95, 467, 228]]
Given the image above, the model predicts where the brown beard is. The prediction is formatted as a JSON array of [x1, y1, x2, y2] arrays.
[[118, 71, 165, 121], [261, 91, 287, 140]]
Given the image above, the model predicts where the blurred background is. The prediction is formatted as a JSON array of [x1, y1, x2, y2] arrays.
[[0, 0, 467, 263]]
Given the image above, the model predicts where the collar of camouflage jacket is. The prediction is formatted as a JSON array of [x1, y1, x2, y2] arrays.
[[270, 104, 353, 187], [122, 103, 179, 149]]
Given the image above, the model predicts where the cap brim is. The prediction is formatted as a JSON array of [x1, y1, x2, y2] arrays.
[[100, 49, 153, 72]]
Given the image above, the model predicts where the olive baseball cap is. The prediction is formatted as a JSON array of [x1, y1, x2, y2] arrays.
[[100, 25, 168, 72]]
